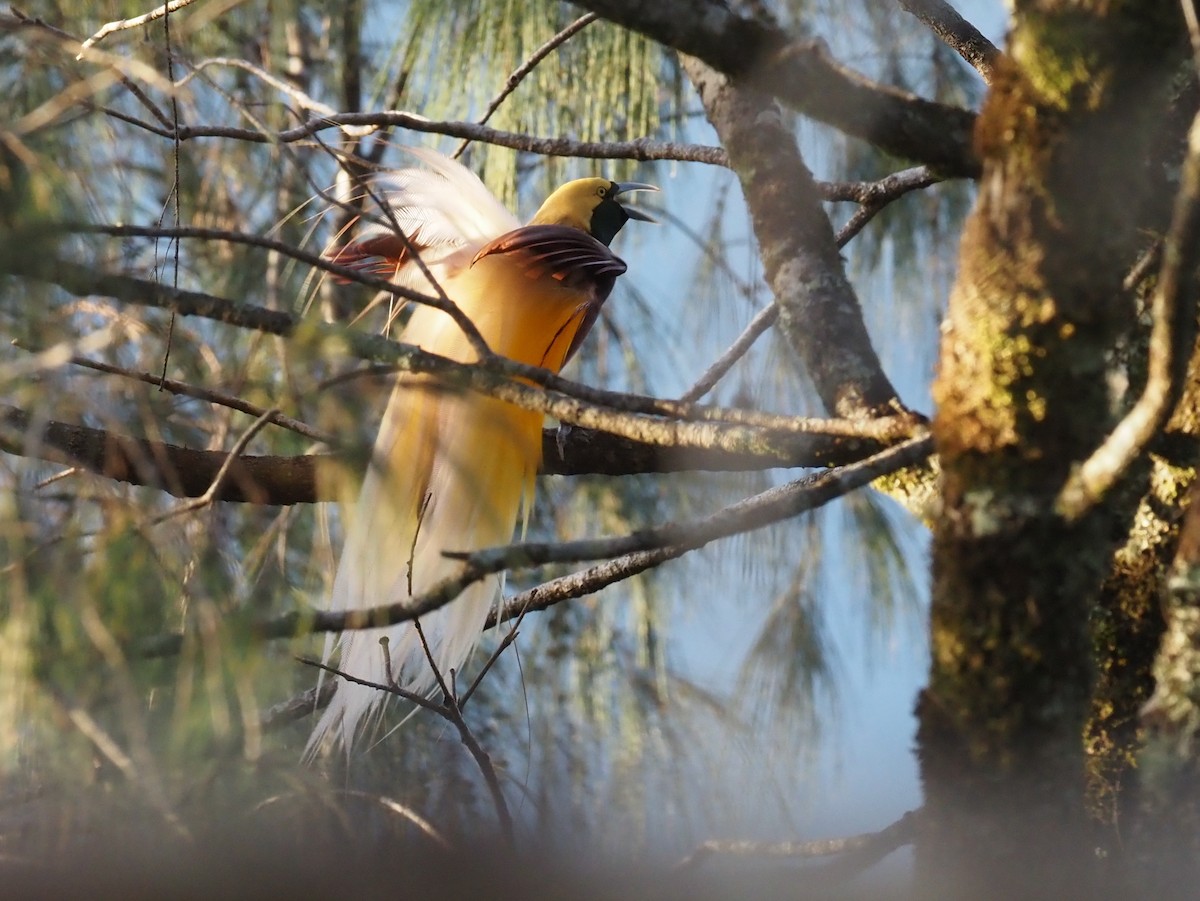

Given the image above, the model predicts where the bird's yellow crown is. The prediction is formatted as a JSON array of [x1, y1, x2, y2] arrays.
[[530, 177, 656, 246], [530, 178, 618, 230]]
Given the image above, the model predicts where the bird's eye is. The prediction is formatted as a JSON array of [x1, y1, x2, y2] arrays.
[[596, 186, 607, 198]]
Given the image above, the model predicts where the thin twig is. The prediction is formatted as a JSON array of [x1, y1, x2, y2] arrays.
[[313, 128, 492, 359], [16, 252, 923, 458], [69, 220, 490, 353], [77, 0, 202, 58], [298, 654, 515, 845], [17, 344, 333, 444], [156, 0, 182, 385], [172, 113, 732, 166], [681, 304, 779, 402], [150, 408, 278, 523], [453, 13, 599, 159], [31, 466, 80, 490], [412, 620, 454, 703], [298, 657, 443, 713], [177, 58, 373, 138], [460, 606, 530, 708], [679, 166, 937, 403], [338, 790, 453, 850], [134, 437, 929, 660]]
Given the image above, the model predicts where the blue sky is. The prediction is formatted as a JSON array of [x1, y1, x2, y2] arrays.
[[571, 0, 1011, 865]]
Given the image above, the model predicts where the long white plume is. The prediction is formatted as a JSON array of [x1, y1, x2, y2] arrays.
[[305, 150, 525, 759]]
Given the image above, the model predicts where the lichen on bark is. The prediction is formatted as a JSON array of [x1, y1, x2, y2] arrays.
[[919, 2, 1187, 896]]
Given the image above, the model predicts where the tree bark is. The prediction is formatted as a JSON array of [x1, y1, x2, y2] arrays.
[[918, 3, 1186, 897], [680, 56, 902, 419]]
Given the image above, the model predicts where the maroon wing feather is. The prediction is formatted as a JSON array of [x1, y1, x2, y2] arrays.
[[471, 225, 627, 364], [326, 234, 411, 283]]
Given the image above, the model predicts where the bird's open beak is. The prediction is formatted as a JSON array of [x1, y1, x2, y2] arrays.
[[614, 182, 659, 222]]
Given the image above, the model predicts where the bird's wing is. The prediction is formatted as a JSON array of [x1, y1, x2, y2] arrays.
[[328, 148, 520, 291], [472, 224, 627, 365]]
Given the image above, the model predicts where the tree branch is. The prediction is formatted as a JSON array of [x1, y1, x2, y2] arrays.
[[77, 0, 201, 58], [0, 403, 895, 505], [10, 255, 921, 456], [680, 165, 939, 403], [453, 12, 599, 159], [1057, 108, 1200, 520], [136, 434, 929, 658], [682, 56, 905, 419], [897, 0, 1001, 84], [172, 113, 732, 167], [674, 808, 919, 874], [0, 404, 319, 505], [575, 0, 980, 177]]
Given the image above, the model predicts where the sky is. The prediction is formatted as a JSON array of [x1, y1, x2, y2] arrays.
[[579, 0, 1011, 874]]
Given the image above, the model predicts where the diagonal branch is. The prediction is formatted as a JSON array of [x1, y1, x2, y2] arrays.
[[77, 0, 201, 58], [680, 165, 939, 403], [574, 0, 980, 177], [682, 56, 905, 419], [897, 0, 1001, 84], [298, 655, 513, 843], [453, 12, 599, 159], [136, 434, 929, 658], [1057, 108, 1200, 520], [24, 346, 333, 444]]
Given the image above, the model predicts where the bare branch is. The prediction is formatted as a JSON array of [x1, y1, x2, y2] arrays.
[[683, 57, 904, 419], [487, 545, 686, 630], [336, 791, 452, 851], [12, 257, 922, 462], [77, 0, 201, 58], [64, 222, 491, 354], [822, 166, 941, 204], [298, 655, 513, 843], [22, 345, 333, 444], [1057, 109, 1200, 520], [0, 403, 894, 506], [149, 409, 277, 523], [184, 434, 932, 651], [452, 435, 929, 573], [675, 809, 919, 880], [576, 0, 980, 177], [171, 113, 732, 167], [0, 404, 320, 505], [177, 58, 374, 138], [833, 167, 942, 246], [453, 12, 599, 159], [681, 303, 779, 403], [681, 165, 938, 402], [897, 0, 1002, 84], [136, 435, 929, 659]]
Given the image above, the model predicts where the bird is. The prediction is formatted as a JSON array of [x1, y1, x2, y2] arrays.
[[306, 148, 655, 757]]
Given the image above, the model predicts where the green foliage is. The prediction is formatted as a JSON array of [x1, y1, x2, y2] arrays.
[[396, 0, 672, 205]]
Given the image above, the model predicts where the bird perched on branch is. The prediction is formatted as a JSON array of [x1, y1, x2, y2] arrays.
[[306, 148, 655, 757]]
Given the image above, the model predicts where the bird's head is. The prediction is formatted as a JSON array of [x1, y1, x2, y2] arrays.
[[530, 177, 658, 246]]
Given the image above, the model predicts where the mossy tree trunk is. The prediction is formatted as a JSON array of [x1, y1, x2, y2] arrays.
[[917, 3, 1186, 897]]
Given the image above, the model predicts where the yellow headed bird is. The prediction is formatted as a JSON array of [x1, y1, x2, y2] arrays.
[[307, 149, 655, 756]]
